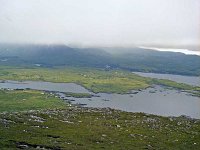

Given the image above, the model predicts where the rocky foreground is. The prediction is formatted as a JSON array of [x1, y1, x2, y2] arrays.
[[0, 106, 199, 150]]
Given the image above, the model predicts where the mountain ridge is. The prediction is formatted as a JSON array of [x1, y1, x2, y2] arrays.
[[0, 43, 199, 76]]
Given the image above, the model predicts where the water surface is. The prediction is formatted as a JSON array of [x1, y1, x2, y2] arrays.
[[68, 86, 200, 119], [133, 72, 200, 86], [0, 80, 89, 93], [0, 80, 199, 119]]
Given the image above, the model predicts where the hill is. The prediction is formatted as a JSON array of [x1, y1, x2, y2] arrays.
[[0, 43, 199, 76]]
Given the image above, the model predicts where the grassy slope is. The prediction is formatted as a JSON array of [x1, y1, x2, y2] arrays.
[[0, 108, 199, 150]]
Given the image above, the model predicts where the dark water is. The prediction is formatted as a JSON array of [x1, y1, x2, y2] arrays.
[[133, 72, 200, 86], [0, 80, 199, 119]]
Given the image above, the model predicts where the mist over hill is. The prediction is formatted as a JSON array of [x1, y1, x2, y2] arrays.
[[0, 43, 199, 76]]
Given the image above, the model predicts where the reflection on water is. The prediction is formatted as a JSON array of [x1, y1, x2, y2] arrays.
[[0, 80, 199, 119]]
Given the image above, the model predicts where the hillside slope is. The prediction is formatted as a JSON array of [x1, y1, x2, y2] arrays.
[[0, 43, 199, 76]]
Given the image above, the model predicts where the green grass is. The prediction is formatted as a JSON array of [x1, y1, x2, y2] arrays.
[[0, 66, 199, 149], [0, 89, 67, 112], [0, 67, 151, 93], [0, 66, 199, 94], [150, 79, 194, 90], [0, 108, 199, 149]]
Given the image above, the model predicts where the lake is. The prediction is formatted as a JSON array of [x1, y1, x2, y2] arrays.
[[0, 80, 89, 93], [0, 79, 199, 119], [67, 86, 200, 119], [133, 72, 200, 86]]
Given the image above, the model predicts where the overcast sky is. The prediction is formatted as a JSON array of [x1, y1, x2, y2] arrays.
[[0, 0, 199, 50]]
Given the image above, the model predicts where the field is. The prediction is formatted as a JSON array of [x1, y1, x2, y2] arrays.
[[0, 66, 199, 94], [0, 89, 67, 112]]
